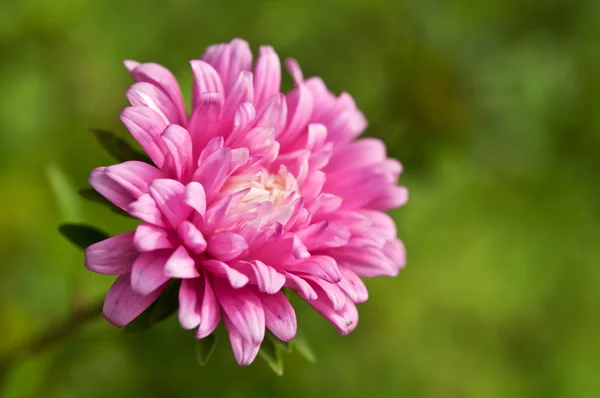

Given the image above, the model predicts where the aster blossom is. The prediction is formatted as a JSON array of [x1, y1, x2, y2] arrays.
[[85, 38, 407, 365]]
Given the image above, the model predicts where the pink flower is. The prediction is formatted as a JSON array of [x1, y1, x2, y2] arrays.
[[85, 39, 407, 365]]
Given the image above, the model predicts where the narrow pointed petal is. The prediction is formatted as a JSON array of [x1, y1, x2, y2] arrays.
[[164, 245, 199, 278], [89, 167, 133, 211], [202, 39, 252, 94], [260, 291, 297, 341], [384, 239, 406, 268], [127, 62, 187, 125], [196, 274, 220, 338], [105, 161, 164, 198], [103, 274, 165, 327], [223, 314, 261, 366], [183, 182, 207, 218], [133, 223, 173, 252], [254, 46, 281, 107], [120, 106, 168, 168], [187, 92, 223, 153], [193, 147, 232, 199], [338, 268, 369, 304], [162, 124, 193, 182], [284, 272, 318, 300], [308, 278, 347, 312], [190, 61, 224, 110], [207, 232, 248, 261], [128, 193, 168, 228], [85, 231, 137, 275], [253, 93, 287, 136], [130, 251, 170, 295], [149, 179, 192, 228], [126, 82, 180, 125], [214, 281, 265, 345], [176, 221, 207, 254], [296, 221, 350, 250], [285, 255, 342, 284], [202, 259, 249, 289], [178, 278, 201, 330], [222, 71, 254, 129], [233, 260, 286, 294], [308, 295, 358, 335]]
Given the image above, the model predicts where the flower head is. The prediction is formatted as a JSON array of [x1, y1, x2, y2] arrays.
[[85, 39, 407, 365]]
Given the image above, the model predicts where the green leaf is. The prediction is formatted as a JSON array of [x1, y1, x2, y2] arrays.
[[148, 280, 181, 324], [291, 329, 317, 363], [46, 163, 82, 222], [258, 338, 284, 376], [78, 188, 132, 218], [90, 128, 151, 163], [195, 334, 217, 366], [266, 331, 291, 353], [58, 223, 109, 250]]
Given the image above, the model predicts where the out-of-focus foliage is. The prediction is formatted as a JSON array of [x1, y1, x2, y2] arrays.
[[1, 0, 599, 396]]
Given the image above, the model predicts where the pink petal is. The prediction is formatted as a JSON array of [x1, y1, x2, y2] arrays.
[[89, 167, 133, 211], [193, 147, 232, 200], [335, 246, 398, 277], [85, 231, 137, 275], [127, 62, 187, 126], [207, 232, 248, 261], [308, 294, 358, 335], [368, 186, 408, 211], [190, 61, 224, 111], [123, 60, 140, 72], [161, 124, 193, 182], [383, 239, 406, 269], [338, 268, 369, 304], [253, 46, 281, 108], [164, 245, 199, 278], [233, 260, 286, 294], [103, 274, 165, 327], [176, 220, 207, 254], [296, 221, 350, 250], [253, 93, 287, 136], [202, 259, 249, 289], [202, 39, 253, 94], [178, 278, 201, 330], [285, 255, 341, 284], [285, 58, 304, 85], [130, 251, 171, 295], [183, 182, 207, 218], [223, 313, 261, 366], [214, 281, 265, 345], [308, 278, 347, 312], [149, 179, 192, 228], [104, 161, 164, 199], [187, 92, 223, 155], [126, 82, 180, 125], [196, 274, 220, 338], [120, 106, 168, 168], [128, 193, 168, 228], [133, 223, 173, 252], [284, 272, 318, 300], [260, 291, 297, 342], [221, 71, 254, 131], [279, 84, 313, 144], [227, 102, 256, 145]]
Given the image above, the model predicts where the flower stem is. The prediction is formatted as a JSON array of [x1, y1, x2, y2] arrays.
[[0, 300, 104, 384]]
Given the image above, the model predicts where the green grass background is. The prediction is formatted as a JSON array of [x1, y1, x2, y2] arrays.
[[1, 0, 599, 396]]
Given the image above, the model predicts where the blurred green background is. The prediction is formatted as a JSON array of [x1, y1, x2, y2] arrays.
[[1, 0, 599, 397]]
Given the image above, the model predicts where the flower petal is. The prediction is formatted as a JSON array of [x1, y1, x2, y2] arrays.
[[126, 82, 180, 125], [176, 220, 207, 254], [223, 313, 261, 366], [133, 223, 173, 252], [103, 274, 165, 327], [308, 294, 358, 336], [120, 106, 168, 168], [105, 161, 164, 199], [187, 92, 223, 154], [190, 60, 224, 110], [233, 260, 286, 294], [127, 62, 187, 125], [183, 182, 207, 218], [207, 232, 248, 261], [164, 245, 199, 278], [260, 291, 297, 342], [128, 193, 168, 228], [85, 232, 137, 275], [285, 255, 342, 284], [149, 179, 192, 228], [284, 272, 318, 300], [161, 124, 193, 182], [130, 251, 170, 295], [202, 39, 252, 94], [253, 46, 281, 108], [214, 281, 265, 346], [338, 267, 369, 304], [178, 278, 201, 330], [193, 147, 232, 200], [196, 274, 220, 338], [89, 167, 133, 211], [202, 259, 249, 289]]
